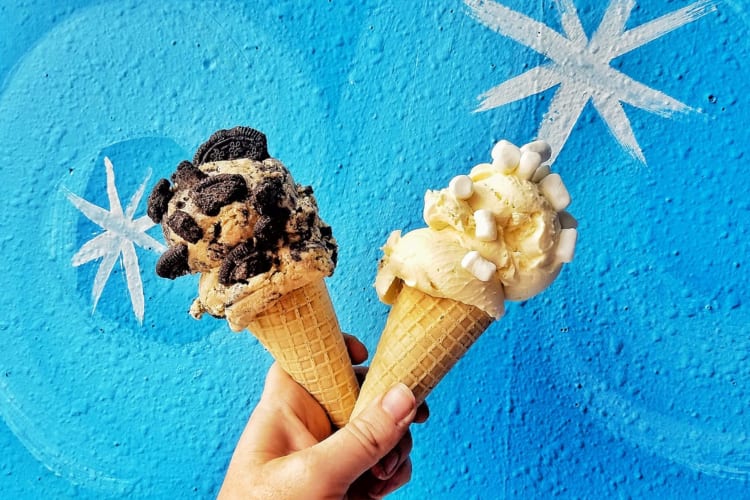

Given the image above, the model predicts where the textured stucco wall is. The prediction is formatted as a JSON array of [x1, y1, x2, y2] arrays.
[[1, 0, 748, 498]]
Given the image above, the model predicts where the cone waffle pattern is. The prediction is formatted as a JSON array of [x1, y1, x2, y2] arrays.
[[246, 280, 359, 428], [352, 285, 492, 418]]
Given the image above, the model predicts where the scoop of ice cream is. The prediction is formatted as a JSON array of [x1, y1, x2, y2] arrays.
[[375, 139, 577, 319], [147, 128, 337, 328]]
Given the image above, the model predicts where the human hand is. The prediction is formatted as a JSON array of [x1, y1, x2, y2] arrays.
[[219, 335, 428, 499]]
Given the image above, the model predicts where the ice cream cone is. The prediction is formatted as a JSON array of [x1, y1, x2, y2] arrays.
[[351, 284, 492, 418], [353, 138, 575, 420], [245, 279, 359, 428], [149, 128, 357, 428]]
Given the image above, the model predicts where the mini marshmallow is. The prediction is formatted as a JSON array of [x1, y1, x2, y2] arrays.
[[461, 250, 497, 282], [490, 140, 514, 161], [473, 209, 497, 241], [491, 140, 521, 173], [520, 140, 552, 163], [449, 175, 474, 200], [539, 173, 571, 211], [517, 151, 542, 180], [531, 164, 551, 183], [555, 228, 577, 263]]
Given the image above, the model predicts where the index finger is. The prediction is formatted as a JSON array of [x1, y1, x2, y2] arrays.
[[343, 333, 368, 365]]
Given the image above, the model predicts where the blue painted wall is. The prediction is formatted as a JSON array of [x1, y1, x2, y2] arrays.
[[1, 0, 748, 498]]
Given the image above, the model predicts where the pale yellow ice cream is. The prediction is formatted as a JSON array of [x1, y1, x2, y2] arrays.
[[375, 139, 577, 319]]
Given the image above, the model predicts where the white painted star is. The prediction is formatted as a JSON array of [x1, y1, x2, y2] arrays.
[[66, 157, 165, 323], [466, 0, 716, 164]]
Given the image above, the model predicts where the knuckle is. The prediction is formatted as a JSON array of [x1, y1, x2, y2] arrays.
[[346, 418, 385, 456]]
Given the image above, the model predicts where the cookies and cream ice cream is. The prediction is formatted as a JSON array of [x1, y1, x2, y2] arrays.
[[147, 127, 358, 427], [147, 127, 337, 331], [374, 139, 577, 319]]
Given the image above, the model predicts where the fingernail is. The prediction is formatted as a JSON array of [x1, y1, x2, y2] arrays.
[[381, 383, 415, 423]]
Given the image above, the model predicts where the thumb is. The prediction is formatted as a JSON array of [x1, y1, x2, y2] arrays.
[[307, 383, 417, 485]]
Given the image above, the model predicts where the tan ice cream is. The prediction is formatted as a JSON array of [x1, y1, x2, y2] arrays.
[[148, 147, 337, 331], [375, 139, 577, 319]]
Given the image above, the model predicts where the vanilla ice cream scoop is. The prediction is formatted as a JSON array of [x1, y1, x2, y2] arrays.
[[375, 139, 577, 319]]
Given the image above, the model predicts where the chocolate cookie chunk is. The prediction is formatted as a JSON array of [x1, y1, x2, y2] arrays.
[[253, 210, 290, 249], [250, 177, 285, 216], [171, 160, 207, 190], [193, 126, 269, 165], [218, 241, 272, 285], [147, 178, 173, 223], [319, 225, 338, 265], [319, 225, 333, 239], [191, 174, 248, 216], [166, 210, 203, 244], [156, 244, 190, 279]]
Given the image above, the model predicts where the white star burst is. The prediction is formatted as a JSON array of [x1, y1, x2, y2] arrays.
[[466, 0, 716, 164], [66, 157, 165, 323]]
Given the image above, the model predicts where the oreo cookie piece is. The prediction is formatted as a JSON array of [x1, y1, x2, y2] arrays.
[[250, 177, 284, 216], [253, 210, 290, 250], [218, 241, 272, 285], [319, 224, 333, 239], [319, 224, 338, 266], [166, 210, 203, 244], [191, 174, 248, 216], [171, 160, 207, 190], [147, 178, 173, 223], [193, 126, 269, 165], [329, 245, 339, 267], [156, 244, 190, 279]]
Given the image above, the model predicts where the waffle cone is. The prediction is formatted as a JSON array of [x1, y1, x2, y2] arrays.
[[352, 285, 493, 418], [245, 279, 359, 428]]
